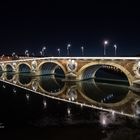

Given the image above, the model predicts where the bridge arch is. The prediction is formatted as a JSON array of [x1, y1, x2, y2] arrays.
[[16, 62, 32, 86], [5, 64, 14, 72], [37, 61, 66, 96], [17, 62, 31, 73], [77, 61, 133, 85], [4, 64, 15, 81], [37, 61, 66, 76]]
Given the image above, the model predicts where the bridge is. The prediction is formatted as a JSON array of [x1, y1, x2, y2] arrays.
[[0, 57, 140, 119], [0, 57, 140, 82]]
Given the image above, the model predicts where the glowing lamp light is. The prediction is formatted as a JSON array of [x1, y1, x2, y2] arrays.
[[103, 40, 108, 56], [102, 118, 106, 125], [43, 100, 47, 108], [26, 94, 30, 101], [104, 40, 108, 45], [67, 44, 71, 48], [67, 107, 71, 116], [114, 44, 117, 49]]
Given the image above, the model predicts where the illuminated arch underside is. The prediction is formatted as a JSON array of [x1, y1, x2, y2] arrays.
[[78, 62, 133, 85], [38, 62, 65, 77]]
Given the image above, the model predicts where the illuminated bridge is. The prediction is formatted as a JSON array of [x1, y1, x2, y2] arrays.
[[0, 57, 140, 119]]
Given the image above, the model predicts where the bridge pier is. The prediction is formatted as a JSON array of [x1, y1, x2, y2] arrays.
[[130, 80, 140, 93], [65, 72, 77, 81]]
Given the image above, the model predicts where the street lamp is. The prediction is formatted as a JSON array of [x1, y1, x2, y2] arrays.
[[81, 46, 84, 56], [25, 50, 29, 57], [57, 48, 60, 56], [104, 40, 108, 56], [12, 52, 16, 57], [67, 44, 71, 56], [113, 44, 117, 56], [12, 52, 18, 59], [42, 46, 46, 56], [1, 54, 4, 60], [42, 46, 46, 51], [40, 51, 43, 56]]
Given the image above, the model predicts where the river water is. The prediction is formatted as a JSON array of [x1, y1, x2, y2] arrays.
[[0, 70, 140, 140]]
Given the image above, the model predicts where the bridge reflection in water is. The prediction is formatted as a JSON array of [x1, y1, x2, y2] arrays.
[[0, 65, 140, 121]]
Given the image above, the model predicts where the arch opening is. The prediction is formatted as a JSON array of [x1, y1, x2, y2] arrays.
[[18, 64, 32, 85], [18, 64, 31, 73], [79, 64, 130, 104], [81, 64, 129, 86], [6, 64, 13, 72], [95, 65, 129, 86], [6, 65, 14, 80], [39, 62, 65, 94], [39, 62, 65, 77]]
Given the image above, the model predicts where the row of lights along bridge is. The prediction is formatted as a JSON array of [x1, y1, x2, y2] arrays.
[[41, 40, 117, 57], [7, 40, 117, 59]]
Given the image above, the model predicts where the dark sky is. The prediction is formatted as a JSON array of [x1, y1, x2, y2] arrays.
[[0, 1, 140, 56]]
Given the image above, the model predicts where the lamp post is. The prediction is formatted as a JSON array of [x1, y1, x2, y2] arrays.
[[57, 48, 60, 56], [42, 46, 46, 56], [104, 40, 108, 56], [81, 46, 84, 56], [1, 54, 4, 60], [12, 52, 16, 57], [12, 52, 18, 59], [113, 44, 117, 56], [40, 51, 43, 56], [25, 50, 29, 57], [67, 44, 71, 56]]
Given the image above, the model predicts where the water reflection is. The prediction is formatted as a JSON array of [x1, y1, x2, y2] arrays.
[[6, 72, 14, 81], [0, 68, 139, 119], [0, 72, 131, 105], [13, 88, 17, 93], [79, 79, 129, 103], [0, 66, 140, 138], [39, 75, 65, 95], [2, 84, 6, 89], [26, 93, 30, 101], [18, 73, 32, 85], [99, 111, 116, 127], [43, 99, 47, 109], [0, 79, 140, 140]]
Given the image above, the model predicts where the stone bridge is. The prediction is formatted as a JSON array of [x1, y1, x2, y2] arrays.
[[0, 57, 140, 85]]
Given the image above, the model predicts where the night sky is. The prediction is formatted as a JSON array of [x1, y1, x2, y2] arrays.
[[0, 1, 140, 56]]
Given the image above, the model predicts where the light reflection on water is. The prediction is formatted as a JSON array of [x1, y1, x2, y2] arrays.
[[5, 72, 130, 104], [79, 79, 129, 103], [0, 71, 138, 114], [0, 71, 140, 139]]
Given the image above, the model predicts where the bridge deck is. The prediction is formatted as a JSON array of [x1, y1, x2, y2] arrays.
[[0, 57, 140, 63]]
